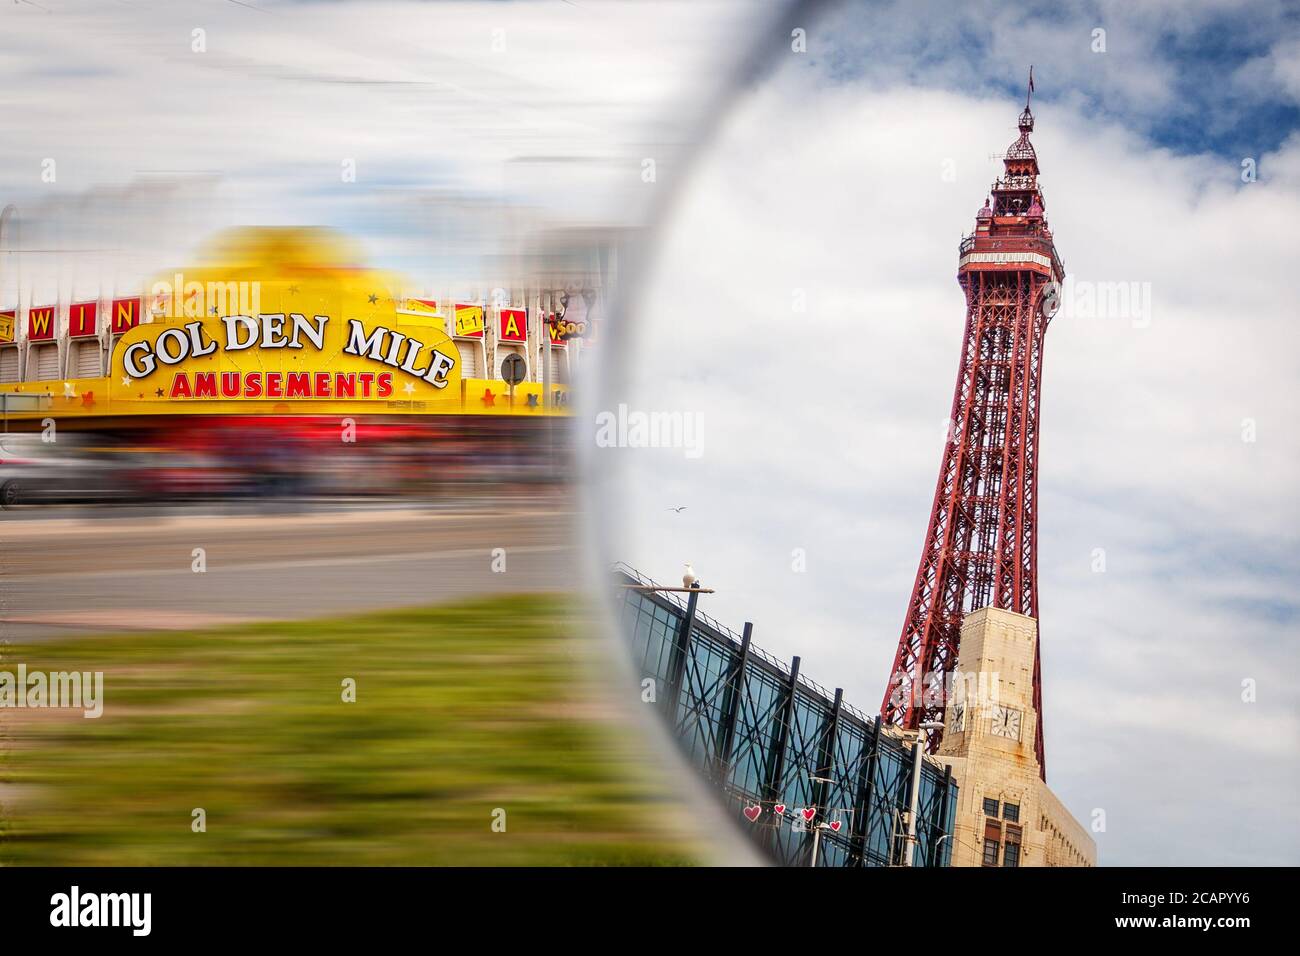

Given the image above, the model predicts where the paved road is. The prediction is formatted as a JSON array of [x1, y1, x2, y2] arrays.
[[0, 506, 575, 641]]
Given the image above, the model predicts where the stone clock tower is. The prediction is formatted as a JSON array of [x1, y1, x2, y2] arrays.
[[937, 608, 1095, 866]]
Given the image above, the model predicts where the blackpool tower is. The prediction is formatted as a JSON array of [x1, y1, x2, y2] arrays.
[[881, 73, 1063, 778]]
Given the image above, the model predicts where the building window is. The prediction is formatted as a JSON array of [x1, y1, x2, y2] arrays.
[[982, 797, 999, 817], [1003, 802, 1020, 823], [982, 818, 1002, 867], [982, 840, 1000, 866], [1004, 824, 1022, 867]]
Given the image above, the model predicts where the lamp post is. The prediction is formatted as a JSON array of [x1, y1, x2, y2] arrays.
[[932, 832, 953, 867], [808, 820, 831, 868], [1, 203, 17, 363], [0, 205, 17, 428], [804, 774, 853, 868], [904, 720, 946, 867]]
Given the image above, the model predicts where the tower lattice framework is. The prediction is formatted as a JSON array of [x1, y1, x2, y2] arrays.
[[881, 76, 1064, 779]]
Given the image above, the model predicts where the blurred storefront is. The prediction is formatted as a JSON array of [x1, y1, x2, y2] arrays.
[[0, 228, 594, 506]]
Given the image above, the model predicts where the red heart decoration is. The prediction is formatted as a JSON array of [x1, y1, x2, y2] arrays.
[[802, 806, 817, 821], [743, 805, 762, 822], [829, 821, 842, 832], [773, 804, 786, 816]]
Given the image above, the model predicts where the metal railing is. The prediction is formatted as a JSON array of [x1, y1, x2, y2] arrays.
[[610, 562, 958, 867], [612, 563, 906, 743]]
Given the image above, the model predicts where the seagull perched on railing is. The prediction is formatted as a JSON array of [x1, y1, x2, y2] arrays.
[[683, 563, 699, 589]]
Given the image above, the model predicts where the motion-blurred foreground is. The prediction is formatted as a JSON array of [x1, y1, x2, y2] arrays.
[[0, 416, 565, 511], [0, 596, 699, 866]]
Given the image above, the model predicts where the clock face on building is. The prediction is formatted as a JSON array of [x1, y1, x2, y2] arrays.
[[990, 705, 1022, 740], [951, 702, 966, 732], [1040, 280, 1061, 319]]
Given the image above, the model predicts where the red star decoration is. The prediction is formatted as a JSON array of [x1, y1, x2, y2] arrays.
[[80, 391, 96, 408], [480, 388, 496, 408]]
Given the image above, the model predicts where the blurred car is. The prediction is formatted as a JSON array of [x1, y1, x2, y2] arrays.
[[0, 434, 144, 509]]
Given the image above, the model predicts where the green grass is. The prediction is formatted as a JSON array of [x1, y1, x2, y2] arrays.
[[0, 595, 696, 866]]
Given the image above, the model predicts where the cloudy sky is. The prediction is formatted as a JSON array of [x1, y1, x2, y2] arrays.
[[0, 0, 760, 296], [593, 0, 1300, 865]]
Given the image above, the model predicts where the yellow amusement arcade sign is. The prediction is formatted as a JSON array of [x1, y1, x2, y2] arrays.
[[115, 310, 459, 403], [0, 228, 569, 419], [101, 228, 463, 413]]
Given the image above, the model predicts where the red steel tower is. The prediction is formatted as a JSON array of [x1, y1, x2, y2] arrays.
[[881, 74, 1063, 778]]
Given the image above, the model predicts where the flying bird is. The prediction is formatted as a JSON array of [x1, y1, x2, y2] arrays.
[[683, 563, 699, 589], [667, 506, 687, 513]]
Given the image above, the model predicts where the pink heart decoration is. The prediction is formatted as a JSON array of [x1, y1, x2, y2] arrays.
[[743, 805, 762, 822], [802, 806, 817, 822], [773, 804, 786, 816], [829, 821, 842, 832]]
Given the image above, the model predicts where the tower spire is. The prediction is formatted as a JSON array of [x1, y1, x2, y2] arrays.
[[1026, 64, 1035, 110]]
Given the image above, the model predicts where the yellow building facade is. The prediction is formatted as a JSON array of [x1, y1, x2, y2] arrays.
[[0, 228, 578, 423]]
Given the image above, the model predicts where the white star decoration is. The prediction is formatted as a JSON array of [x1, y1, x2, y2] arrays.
[[403, 382, 416, 395], [62, 382, 76, 398], [121, 376, 131, 387]]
